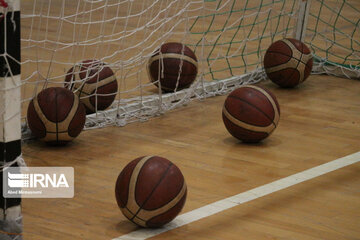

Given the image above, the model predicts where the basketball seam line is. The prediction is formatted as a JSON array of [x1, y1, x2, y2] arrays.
[[146, 184, 186, 223], [145, 179, 187, 221], [37, 99, 62, 124], [131, 162, 174, 223], [46, 130, 71, 134], [77, 76, 117, 111], [267, 66, 302, 84], [265, 51, 311, 66], [123, 206, 147, 222], [136, 162, 174, 211], [81, 79, 118, 95], [269, 59, 302, 86], [84, 71, 115, 84], [150, 58, 197, 69], [285, 40, 308, 84], [227, 95, 278, 128], [287, 53, 303, 84]]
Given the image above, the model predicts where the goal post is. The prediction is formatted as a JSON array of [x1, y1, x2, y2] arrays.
[[0, 0, 23, 239], [294, 0, 311, 42]]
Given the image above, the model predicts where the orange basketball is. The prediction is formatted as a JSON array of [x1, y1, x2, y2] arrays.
[[147, 42, 198, 92], [27, 87, 86, 145], [222, 85, 280, 143], [65, 59, 118, 114], [264, 38, 313, 88], [115, 156, 187, 227]]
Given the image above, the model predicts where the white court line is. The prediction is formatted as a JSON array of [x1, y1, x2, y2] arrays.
[[113, 151, 360, 240]]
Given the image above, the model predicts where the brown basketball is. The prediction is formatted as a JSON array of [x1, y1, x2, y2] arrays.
[[27, 87, 86, 145], [115, 156, 187, 228], [148, 42, 198, 92], [222, 85, 280, 143], [264, 38, 313, 88], [65, 59, 118, 114]]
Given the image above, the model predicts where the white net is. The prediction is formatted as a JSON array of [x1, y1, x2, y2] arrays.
[[305, 0, 360, 79], [12, 0, 360, 137], [20, 0, 300, 135]]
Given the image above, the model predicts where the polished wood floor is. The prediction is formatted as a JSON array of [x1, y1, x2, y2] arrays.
[[22, 75, 360, 239]]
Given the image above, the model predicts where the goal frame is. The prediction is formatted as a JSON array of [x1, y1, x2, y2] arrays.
[[0, 0, 23, 239]]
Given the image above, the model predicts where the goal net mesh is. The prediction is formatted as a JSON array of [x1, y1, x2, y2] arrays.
[[5, 0, 360, 136], [305, 0, 360, 79]]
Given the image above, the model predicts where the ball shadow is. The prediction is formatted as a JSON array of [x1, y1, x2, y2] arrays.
[[222, 135, 281, 148]]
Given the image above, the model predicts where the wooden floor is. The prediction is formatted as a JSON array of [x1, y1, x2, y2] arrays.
[[22, 75, 360, 239]]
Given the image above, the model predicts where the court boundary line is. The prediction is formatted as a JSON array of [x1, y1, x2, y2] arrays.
[[113, 151, 360, 240]]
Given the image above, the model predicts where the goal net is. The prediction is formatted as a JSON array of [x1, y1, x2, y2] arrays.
[[306, 0, 360, 79], [18, 0, 300, 132], [12, 0, 360, 134]]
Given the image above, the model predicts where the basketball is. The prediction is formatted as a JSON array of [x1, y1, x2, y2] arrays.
[[264, 38, 313, 88], [65, 59, 118, 114], [115, 156, 187, 228], [27, 87, 86, 145], [147, 42, 198, 92], [222, 85, 280, 143]]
